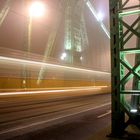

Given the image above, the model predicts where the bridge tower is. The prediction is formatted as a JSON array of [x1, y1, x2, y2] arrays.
[[109, 0, 140, 136], [62, 0, 89, 65], [37, 0, 89, 84]]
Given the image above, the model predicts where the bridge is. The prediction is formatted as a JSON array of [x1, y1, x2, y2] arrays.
[[0, 0, 140, 139]]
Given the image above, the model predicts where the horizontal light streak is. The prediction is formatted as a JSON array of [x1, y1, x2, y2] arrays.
[[0, 86, 105, 96], [0, 56, 110, 75]]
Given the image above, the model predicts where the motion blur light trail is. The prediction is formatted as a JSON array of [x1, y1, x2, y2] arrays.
[[0, 86, 108, 96], [0, 56, 110, 75]]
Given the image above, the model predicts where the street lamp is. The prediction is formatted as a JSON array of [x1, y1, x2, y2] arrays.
[[29, 1, 46, 18], [22, 1, 46, 88], [27, 0, 46, 50]]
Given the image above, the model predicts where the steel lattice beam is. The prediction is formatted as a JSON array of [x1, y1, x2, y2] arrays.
[[109, 0, 140, 136]]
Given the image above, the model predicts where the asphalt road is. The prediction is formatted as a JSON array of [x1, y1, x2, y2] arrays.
[[0, 87, 111, 140]]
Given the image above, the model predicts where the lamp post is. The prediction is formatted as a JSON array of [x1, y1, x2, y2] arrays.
[[22, 1, 46, 89], [28, 1, 46, 51]]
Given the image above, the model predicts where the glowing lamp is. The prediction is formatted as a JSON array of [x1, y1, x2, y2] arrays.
[[130, 109, 138, 113], [60, 53, 67, 60], [97, 12, 104, 21], [29, 1, 46, 17]]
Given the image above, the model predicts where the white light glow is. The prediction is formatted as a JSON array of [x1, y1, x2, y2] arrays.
[[60, 52, 67, 60], [60, 56, 64, 60], [130, 109, 138, 113], [29, 1, 46, 17], [97, 12, 104, 21], [80, 56, 83, 61]]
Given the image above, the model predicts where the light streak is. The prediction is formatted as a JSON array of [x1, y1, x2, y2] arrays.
[[27, 17, 32, 52], [0, 86, 104, 96], [0, 56, 110, 75], [85, 0, 110, 39], [97, 110, 111, 118]]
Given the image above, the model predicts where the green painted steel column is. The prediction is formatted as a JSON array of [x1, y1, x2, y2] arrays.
[[109, 0, 140, 136], [109, 0, 125, 136]]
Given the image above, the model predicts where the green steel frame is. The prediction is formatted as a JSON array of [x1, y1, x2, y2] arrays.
[[109, 0, 140, 136]]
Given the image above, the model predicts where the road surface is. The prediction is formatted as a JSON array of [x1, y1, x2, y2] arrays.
[[0, 87, 111, 140]]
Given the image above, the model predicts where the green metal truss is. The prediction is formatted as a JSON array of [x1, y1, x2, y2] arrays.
[[109, 0, 140, 136]]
